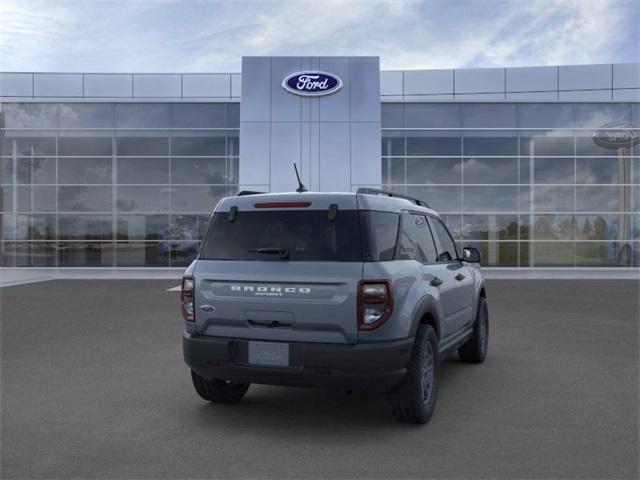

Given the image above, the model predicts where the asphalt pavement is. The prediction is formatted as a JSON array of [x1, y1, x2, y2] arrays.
[[1, 279, 638, 479]]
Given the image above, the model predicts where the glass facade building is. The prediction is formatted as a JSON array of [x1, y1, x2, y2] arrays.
[[0, 63, 638, 269]]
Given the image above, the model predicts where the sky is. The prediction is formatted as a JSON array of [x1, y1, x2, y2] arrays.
[[0, 0, 638, 73]]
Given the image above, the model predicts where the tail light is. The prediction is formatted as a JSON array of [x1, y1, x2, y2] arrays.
[[181, 276, 195, 321], [357, 280, 393, 330]]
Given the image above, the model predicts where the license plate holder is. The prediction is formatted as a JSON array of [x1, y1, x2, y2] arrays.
[[248, 341, 290, 367]]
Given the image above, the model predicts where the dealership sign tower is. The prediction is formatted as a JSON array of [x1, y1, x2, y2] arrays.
[[239, 57, 381, 193]]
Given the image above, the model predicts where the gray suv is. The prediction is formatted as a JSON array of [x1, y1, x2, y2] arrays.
[[182, 188, 488, 423]]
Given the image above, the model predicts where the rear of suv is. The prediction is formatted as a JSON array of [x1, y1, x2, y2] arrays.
[[182, 189, 488, 423]]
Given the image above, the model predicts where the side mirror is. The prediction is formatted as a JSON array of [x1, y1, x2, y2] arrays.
[[462, 247, 481, 264]]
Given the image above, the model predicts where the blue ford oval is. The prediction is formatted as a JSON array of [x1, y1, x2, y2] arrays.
[[282, 71, 343, 96]]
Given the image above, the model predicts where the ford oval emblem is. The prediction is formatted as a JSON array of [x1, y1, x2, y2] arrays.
[[282, 71, 343, 97], [593, 122, 639, 149], [200, 305, 215, 312]]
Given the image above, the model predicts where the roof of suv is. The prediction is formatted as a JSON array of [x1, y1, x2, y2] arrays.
[[215, 191, 439, 216]]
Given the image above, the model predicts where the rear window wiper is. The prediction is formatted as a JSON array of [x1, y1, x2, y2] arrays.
[[249, 247, 290, 260]]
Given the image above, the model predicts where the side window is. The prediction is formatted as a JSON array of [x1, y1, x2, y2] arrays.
[[361, 211, 400, 261], [397, 213, 438, 263], [431, 217, 458, 262]]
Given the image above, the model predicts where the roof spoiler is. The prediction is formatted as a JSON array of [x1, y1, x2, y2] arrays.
[[236, 190, 266, 196], [357, 187, 429, 208]]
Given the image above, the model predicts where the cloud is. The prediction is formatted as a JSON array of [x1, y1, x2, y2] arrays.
[[0, 0, 637, 72]]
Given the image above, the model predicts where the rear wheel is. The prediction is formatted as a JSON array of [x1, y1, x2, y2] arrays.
[[387, 324, 439, 424], [458, 296, 489, 363], [190, 371, 250, 404]]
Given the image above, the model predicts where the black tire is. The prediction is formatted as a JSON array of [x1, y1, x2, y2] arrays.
[[458, 296, 489, 363], [387, 324, 439, 424], [190, 371, 250, 404]]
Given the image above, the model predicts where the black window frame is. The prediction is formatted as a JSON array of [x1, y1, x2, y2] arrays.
[[428, 216, 460, 263], [395, 210, 439, 265]]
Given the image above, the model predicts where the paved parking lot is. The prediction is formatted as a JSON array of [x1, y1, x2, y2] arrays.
[[1, 279, 638, 479]]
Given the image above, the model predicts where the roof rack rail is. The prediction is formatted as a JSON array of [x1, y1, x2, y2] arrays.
[[236, 190, 266, 196], [356, 187, 430, 208]]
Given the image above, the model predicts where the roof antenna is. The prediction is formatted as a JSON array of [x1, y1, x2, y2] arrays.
[[293, 163, 308, 193]]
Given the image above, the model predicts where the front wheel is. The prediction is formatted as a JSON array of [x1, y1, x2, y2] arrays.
[[387, 324, 439, 424], [190, 371, 250, 404], [458, 296, 489, 363]]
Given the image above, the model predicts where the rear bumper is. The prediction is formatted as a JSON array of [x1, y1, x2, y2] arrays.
[[183, 333, 414, 393]]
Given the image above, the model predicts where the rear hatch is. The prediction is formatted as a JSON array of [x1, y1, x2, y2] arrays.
[[193, 194, 363, 344]]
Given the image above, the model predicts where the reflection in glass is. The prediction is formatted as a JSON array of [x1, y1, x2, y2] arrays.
[[463, 186, 520, 212], [117, 158, 169, 184], [520, 136, 574, 156], [116, 186, 170, 212], [171, 186, 230, 212], [463, 215, 518, 240], [14, 137, 56, 156], [517, 104, 573, 129], [1, 242, 56, 266], [17, 186, 56, 212], [172, 104, 227, 128], [533, 186, 574, 212], [58, 158, 112, 184], [381, 133, 404, 156], [17, 157, 56, 184], [382, 158, 404, 184], [533, 215, 575, 240], [1, 214, 55, 240], [58, 137, 112, 156], [406, 158, 461, 184], [463, 158, 517, 184], [576, 157, 630, 184], [404, 104, 461, 128], [575, 242, 632, 267], [58, 242, 114, 267], [171, 136, 226, 156], [58, 186, 111, 212], [170, 241, 199, 267], [576, 186, 630, 212], [573, 103, 630, 128], [575, 214, 631, 241], [462, 104, 517, 128], [463, 241, 518, 267], [171, 158, 228, 184], [2, 104, 58, 128], [117, 215, 169, 240], [406, 136, 460, 156], [440, 215, 462, 240], [114, 104, 171, 128], [402, 186, 461, 213], [533, 158, 574, 184], [463, 136, 518, 156], [0, 158, 12, 184], [116, 137, 169, 156], [59, 214, 112, 240], [115, 242, 169, 267], [381, 103, 404, 128], [530, 242, 575, 266], [59, 104, 114, 128]]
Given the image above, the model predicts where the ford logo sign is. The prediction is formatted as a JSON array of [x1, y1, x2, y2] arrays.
[[593, 122, 640, 149], [282, 71, 343, 97]]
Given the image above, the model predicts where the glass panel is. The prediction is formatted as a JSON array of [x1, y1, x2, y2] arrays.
[[533, 158, 574, 184], [115, 242, 169, 267], [463, 241, 518, 267], [116, 137, 168, 156], [381, 132, 404, 156], [171, 186, 229, 212], [360, 211, 400, 261], [58, 186, 111, 212], [520, 135, 574, 156], [58, 158, 112, 184], [170, 241, 199, 267], [116, 186, 170, 212], [462, 215, 518, 240], [117, 214, 169, 240], [169, 214, 201, 240], [633, 157, 640, 184], [2, 104, 59, 128], [576, 134, 628, 157], [381, 104, 404, 128], [227, 104, 240, 127], [117, 158, 169, 184], [575, 242, 632, 267], [1, 186, 13, 211], [576, 214, 632, 241], [430, 217, 458, 261], [171, 136, 226, 156], [18, 186, 56, 212], [382, 158, 405, 185], [532, 215, 576, 240], [463, 157, 518, 184], [462, 104, 517, 128], [1, 214, 55, 240], [58, 104, 114, 128], [533, 186, 574, 212], [440, 214, 462, 240], [531, 242, 575, 266], [1, 242, 56, 267], [17, 157, 56, 184], [58, 137, 112, 156], [517, 104, 573, 129], [406, 158, 461, 184], [463, 186, 520, 212], [633, 215, 640, 241], [114, 104, 171, 128], [576, 157, 630, 184], [58, 242, 114, 267], [171, 104, 227, 128], [404, 104, 460, 128], [573, 103, 630, 128], [171, 158, 228, 184], [12, 137, 56, 156], [0, 158, 12, 184], [576, 186, 630, 212], [402, 186, 461, 213], [406, 134, 460, 156], [463, 136, 518, 156], [59, 214, 112, 240]]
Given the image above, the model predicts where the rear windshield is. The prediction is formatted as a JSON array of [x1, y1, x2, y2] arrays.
[[200, 210, 364, 261]]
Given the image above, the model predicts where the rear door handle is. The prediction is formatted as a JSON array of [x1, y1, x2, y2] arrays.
[[430, 277, 443, 287], [455, 273, 465, 281]]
